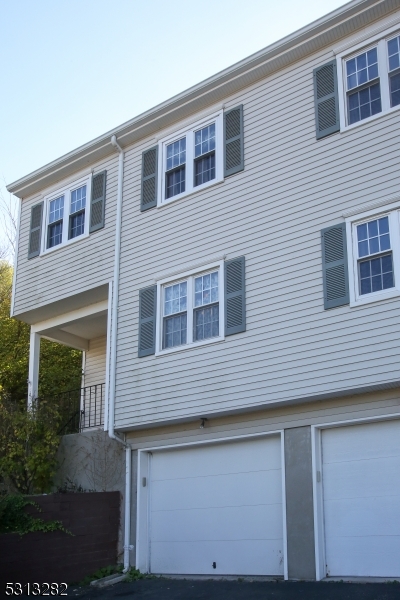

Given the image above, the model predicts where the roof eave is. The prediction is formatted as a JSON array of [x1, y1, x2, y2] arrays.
[[7, 0, 394, 198]]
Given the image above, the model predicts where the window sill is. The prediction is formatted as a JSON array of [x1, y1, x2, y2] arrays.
[[40, 232, 89, 257], [340, 102, 400, 133], [155, 335, 225, 357], [350, 289, 400, 308], [157, 177, 224, 209]]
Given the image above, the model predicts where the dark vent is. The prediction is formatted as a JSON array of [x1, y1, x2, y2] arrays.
[[316, 64, 335, 99], [226, 260, 242, 294], [326, 264, 347, 301], [140, 287, 155, 319], [318, 98, 337, 132], [226, 296, 243, 329], [324, 227, 344, 263], [225, 108, 241, 139]]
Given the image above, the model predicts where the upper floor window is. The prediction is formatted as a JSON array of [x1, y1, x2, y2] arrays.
[[44, 176, 91, 252], [338, 28, 400, 129], [159, 111, 223, 205]]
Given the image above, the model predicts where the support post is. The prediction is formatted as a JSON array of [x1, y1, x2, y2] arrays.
[[28, 330, 40, 407]]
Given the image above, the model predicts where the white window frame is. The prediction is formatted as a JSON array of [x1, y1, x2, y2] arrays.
[[336, 24, 400, 131], [41, 174, 92, 255], [155, 260, 225, 355], [346, 201, 400, 307], [157, 111, 224, 207]]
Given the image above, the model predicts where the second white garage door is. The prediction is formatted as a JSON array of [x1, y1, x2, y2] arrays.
[[322, 419, 400, 578], [149, 435, 284, 575]]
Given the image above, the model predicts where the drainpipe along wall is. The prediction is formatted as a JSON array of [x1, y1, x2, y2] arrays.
[[108, 135, 132, 572]]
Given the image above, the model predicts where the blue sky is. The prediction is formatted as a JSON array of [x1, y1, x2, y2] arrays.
[[0, 0, 349, 255]]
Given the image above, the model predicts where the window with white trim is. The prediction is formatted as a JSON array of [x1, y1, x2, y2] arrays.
[[339, 28, 400, 128], [44, 175, 91, 252], [156, 263, 224, 353], [158, 112, 223, 205], [348, 207, 400, 305]]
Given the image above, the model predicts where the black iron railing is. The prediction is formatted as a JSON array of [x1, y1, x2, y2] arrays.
[[37, 384, 105, 435]]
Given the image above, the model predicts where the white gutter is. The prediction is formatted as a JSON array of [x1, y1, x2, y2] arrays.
[[108, 135, 132, 573]]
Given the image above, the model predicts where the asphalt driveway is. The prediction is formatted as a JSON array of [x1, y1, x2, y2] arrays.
[[62, 578, 400, 600]]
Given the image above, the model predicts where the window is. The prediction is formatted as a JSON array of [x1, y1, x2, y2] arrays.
[[159, 112, 223, 205], [43, 175, 91, 252], [338, 27, 400, 128], [347, 205, 400, 306], [156, 262, 224, 353]]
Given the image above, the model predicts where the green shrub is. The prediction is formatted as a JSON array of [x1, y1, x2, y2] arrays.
[[0, 494, 69, 536]]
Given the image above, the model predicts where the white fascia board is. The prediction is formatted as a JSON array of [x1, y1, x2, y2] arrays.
[[31, 300, 108, 333], [7, 1, 387, 199]]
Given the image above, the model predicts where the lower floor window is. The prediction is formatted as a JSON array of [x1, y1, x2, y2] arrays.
[[161, 268, 221, 350]]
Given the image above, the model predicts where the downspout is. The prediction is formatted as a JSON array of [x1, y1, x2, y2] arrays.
[[109, 135, 132, 573]]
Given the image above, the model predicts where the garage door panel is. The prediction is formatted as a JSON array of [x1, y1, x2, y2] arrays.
[[149, 435, 284, 576], [151, 437, 281, 481], [151, 539, 284, 576], [326, 535, 400, 578], [151, 468, 282, 512], [323, 455, 400, 499], [151, 503, 284, 542], [323, 421, 400, 464], [322, 420, 400, 578], [324, 495, 400, 537]]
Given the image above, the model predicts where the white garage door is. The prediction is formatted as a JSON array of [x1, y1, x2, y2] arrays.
[[149, 435, 284, 575], [322, 419, 400, 577]]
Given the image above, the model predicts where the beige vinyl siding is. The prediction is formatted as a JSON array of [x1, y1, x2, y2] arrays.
[[84, 335, 107, 388], [13, 154, 118, 317], [114, 35, 400, 429], [126, 389, 400, 450]]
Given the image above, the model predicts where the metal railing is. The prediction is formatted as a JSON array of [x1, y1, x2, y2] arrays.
[[37, 383, 105, 435]]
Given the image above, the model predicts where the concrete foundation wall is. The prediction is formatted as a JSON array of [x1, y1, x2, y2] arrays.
[[284, 426, 316, 580], [54, 430, 127, 560]]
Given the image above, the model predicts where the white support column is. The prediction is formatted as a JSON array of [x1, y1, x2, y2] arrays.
[[28, 330, 41, 406]]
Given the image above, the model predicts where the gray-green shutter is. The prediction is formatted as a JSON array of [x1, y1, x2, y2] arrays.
[[321, 223, 349, 310], [90, 171, 106, 232], [138, 285, 157, 357], [28, 202, 43, 259], [224, 105, 244, 177], [313, 61, 340, 140], [141, 147, 158, 211], [225, 256, 246, 335]]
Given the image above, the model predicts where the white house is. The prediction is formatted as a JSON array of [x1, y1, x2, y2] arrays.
[[7, 0, 400, 581]]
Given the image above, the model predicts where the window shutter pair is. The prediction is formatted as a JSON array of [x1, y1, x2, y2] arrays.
[[28, 171, 107, 259], [140, 106, 244, 212], [138, 257, 246, 357]]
